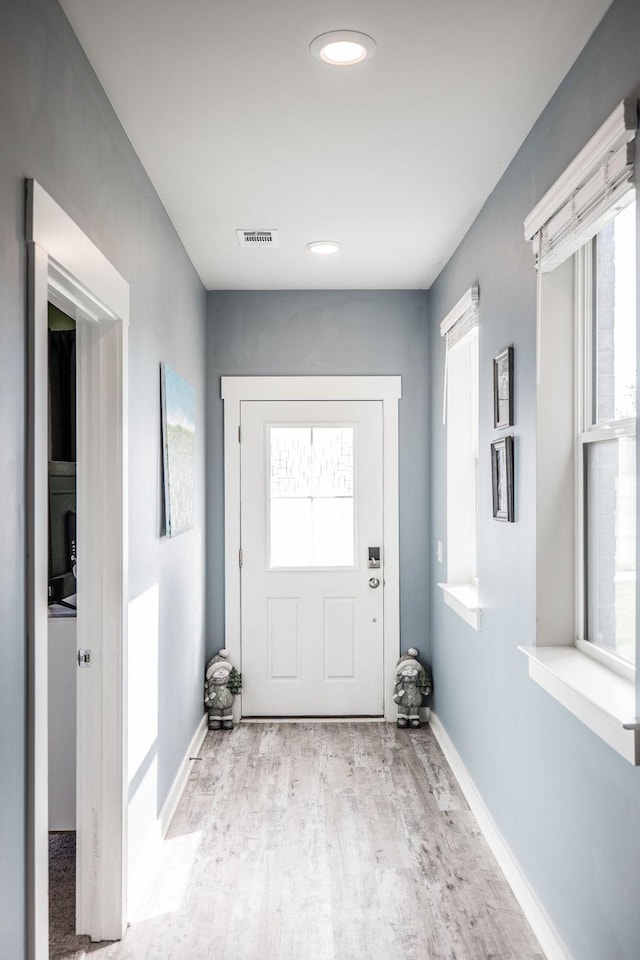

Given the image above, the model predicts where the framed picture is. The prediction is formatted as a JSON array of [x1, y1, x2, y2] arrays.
[[493, 346, 513, 428], [161, 362, 196, 537], [491, 436, 514, 521]]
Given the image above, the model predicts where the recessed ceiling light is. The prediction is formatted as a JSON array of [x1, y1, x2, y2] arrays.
[[307, 241, 342, 256], [309, 31, 376, 66]]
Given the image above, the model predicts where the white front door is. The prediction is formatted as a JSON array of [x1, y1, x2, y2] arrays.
[[240, 400, 384, 716]]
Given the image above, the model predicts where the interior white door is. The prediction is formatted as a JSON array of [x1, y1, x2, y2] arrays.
[[240, 400, 384, 716]]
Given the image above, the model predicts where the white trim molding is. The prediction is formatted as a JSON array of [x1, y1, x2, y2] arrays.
[[128, 713, 208, 922], [524, 100, 637, 242], [430, 713, 571, 960], [519, 646, 639, 765], [524, 99, 637, 271], [27, 180, 129, 956], [221, 375, 402, 721], [159, 714, 208, 837], [222, 375, 402, 403], [438, 582, 480, 631], [27, 181, 129, 322], [440, 290, 480, 621], [440, 283, 479, 338]]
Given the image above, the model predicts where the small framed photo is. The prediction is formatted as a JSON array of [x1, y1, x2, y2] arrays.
[[491, 436, 514, 522], [493, 346, 513, 429]]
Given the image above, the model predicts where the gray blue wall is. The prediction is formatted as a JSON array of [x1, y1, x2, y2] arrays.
[[3, 0, 640, 956], [0, 2, 207, 955], [428, 2, 640, 958], [206, 290, 430, 659]]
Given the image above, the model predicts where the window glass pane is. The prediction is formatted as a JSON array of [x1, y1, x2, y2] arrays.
[[446, 331, 478, 584], [310, 498, 354, 566], [594, 200, 636, 423], [270, 498, 313, 567], [269, 426, 354, 567], [586, 436, 636, 665]]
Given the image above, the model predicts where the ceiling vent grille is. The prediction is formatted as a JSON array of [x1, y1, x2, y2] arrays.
[[236, 229, 279, 248]]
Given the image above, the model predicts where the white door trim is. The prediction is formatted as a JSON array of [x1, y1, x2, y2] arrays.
[[221, 376, 401, 721], [26, 180, 129, 956]]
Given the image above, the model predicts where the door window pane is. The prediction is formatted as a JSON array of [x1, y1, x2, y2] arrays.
[[586, 436, 636, 664], [269, 426, 354, 567]]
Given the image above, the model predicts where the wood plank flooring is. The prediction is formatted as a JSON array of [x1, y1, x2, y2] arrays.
[[86, 723, 544, 960]]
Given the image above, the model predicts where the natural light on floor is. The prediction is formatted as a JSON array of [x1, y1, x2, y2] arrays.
[[128, 831, 203, 923]]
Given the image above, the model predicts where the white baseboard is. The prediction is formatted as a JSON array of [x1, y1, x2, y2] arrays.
[[240, 711, 430, 725], [241, 717, 386, 724], [429, 712, 571, 960], [159, 712, 208, 837], [128, 713, 208, 922]]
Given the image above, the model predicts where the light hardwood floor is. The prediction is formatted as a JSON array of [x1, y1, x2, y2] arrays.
[[86, 723, 544, 960]]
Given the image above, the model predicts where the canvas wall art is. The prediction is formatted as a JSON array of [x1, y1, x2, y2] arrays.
[[161, 362, 195, 537]]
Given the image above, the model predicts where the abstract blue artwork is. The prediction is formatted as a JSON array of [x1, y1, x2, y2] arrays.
[[161, 362, 195, 536]]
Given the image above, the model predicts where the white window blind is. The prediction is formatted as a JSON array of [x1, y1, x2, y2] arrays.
[[524, 99, 637, 272], [441, 284, 479, 423]]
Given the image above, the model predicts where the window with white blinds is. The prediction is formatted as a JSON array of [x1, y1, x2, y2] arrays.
[[524, 100, 637, 272], [440, 283, 479, 424]]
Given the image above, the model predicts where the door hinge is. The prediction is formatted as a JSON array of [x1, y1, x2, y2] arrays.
[[238, 425, 241, 443], [77, 649, 92, 668], [239, 548, 243, 568]]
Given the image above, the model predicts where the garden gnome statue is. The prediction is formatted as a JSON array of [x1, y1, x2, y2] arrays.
[[393, 648, 432, 728], [204, 649, 242, 730]]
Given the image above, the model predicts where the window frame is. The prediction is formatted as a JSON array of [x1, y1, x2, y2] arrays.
[[267, 422, 357, 570], [574, 231, 637, 682], [438, 286, 480, 631], [521, 99, 640, 764]]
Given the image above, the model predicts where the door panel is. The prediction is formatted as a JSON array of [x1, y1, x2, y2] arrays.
[[240, 400, 384, 716], [324, 598, 355, 678], [268, 598, 300, 678]]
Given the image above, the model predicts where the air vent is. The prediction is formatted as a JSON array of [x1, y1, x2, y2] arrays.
[[236, 229, 279, 248]]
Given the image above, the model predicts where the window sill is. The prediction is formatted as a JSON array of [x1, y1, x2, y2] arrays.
[[519, 645, 639, 765], [438, 582, 481, 631]]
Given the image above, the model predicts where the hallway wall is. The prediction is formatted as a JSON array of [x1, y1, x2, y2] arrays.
[[0, 2, 207, 954], [206, 290, 430, 663], [428, 1, 640, 958]]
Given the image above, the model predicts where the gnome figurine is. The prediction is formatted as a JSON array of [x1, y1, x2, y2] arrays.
[[204, 649, 242, 730], [393, 648, 432, 728]]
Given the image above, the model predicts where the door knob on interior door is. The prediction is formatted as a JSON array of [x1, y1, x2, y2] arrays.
[[368, 577, 380, 589]]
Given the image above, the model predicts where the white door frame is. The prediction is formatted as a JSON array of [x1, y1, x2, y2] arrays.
[[26, 180, 129, 957], [221, 376, 401, 721]]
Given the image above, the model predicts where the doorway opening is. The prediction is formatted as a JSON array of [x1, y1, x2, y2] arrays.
[[221, 376, 401, 722], [46, 303, 89, 957], [27, 180, 129, 959]]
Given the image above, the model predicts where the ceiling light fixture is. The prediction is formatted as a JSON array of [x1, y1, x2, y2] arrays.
[[307, 240, 342, 256], [309, 31, 376, 66]]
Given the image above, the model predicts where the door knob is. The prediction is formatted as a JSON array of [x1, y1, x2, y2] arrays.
[[368, 577, 380, 589]]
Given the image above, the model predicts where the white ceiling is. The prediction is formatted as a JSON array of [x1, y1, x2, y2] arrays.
[[60, 0, 612, 291]]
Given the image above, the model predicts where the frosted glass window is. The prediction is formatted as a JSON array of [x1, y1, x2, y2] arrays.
[[269, 426, 354, 567]]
